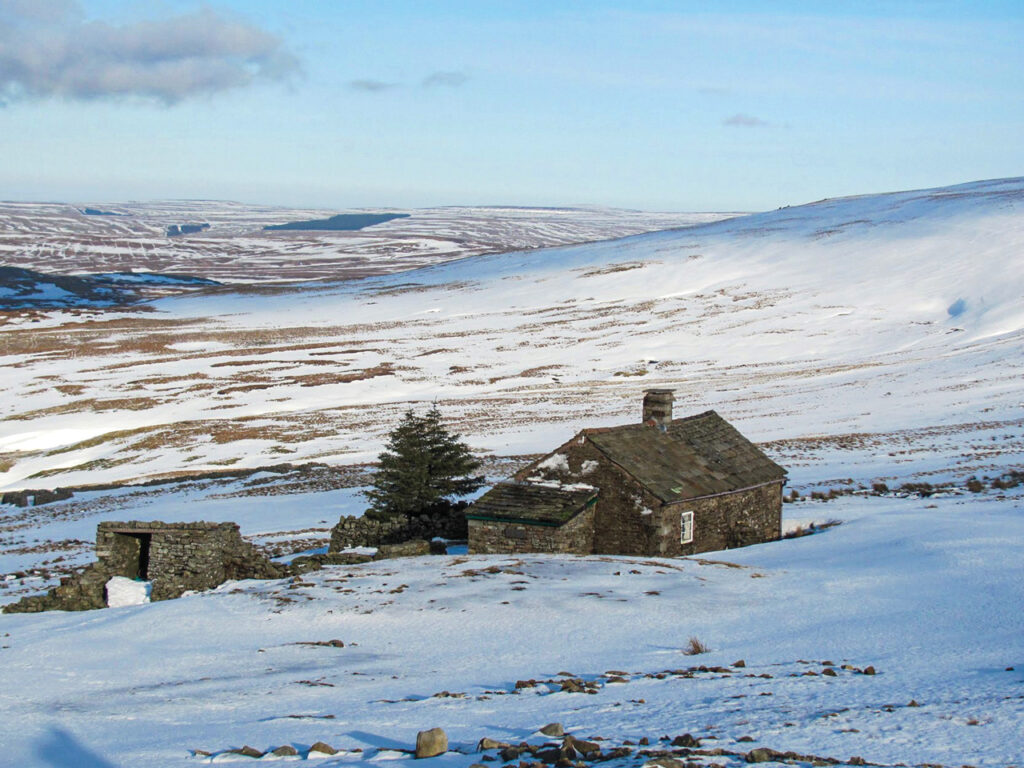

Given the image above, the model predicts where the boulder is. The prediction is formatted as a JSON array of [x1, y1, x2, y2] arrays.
[[415, 728, 448, 758], [670, 734, 700, 748], [271, 745, 299, 756], [539, 723, 564, 737], [228, 745, 264, 758], [745, 747, 783, 763], [309, 741, 338, 756], [477, 737, 510, 751]]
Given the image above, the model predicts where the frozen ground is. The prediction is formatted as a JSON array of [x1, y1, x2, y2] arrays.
[[0, 200, 725, 284], [0, 489, 1021, 767], [0, 178, 1021, 766], [0, 177, 1021, 493]]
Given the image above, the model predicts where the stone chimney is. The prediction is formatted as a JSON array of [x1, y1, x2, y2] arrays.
[[642, 389, 675, 429]]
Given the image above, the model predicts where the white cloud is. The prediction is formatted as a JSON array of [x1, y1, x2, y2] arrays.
[[0, 2, 298, 105]]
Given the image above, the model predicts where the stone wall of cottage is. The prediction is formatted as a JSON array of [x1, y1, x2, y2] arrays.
[[655, 482, 784, 557], [508, 434, 783, 558], [5, 521, 284, 613], [512, 435, 661, 556], [467, 502, 596, 554]]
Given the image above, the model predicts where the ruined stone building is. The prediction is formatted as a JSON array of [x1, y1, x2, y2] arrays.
[[467, 390, 786, 556], [5, 521, 283, 613]]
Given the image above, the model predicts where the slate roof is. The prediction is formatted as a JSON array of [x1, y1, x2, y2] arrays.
[[466, 482, 598, 526], [584, 410, 786, 503]]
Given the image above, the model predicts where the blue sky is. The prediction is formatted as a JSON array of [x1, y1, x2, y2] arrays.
[[1, 0, 1021, 211]]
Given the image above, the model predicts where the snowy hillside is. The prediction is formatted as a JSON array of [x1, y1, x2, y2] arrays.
[[1, 177, 1021, 492], [0, 200, 724, 284], [0, 178, 1022, 767], [0, 266, 219, 309]]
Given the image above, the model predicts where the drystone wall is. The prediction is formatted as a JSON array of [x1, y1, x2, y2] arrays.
[[329, 504, 468, 552], [5, 521, 285, 613]]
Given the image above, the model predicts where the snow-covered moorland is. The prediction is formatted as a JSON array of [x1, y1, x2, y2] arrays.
[[1, 177, 1022, 492], [0, 490, 1021, 767], [0, 177, 1022, 766]]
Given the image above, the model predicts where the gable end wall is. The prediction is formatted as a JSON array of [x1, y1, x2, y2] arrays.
[[662, 481, 783, 556]]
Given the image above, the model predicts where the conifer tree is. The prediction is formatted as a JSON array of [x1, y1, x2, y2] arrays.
[[364, 405, 483, 521]]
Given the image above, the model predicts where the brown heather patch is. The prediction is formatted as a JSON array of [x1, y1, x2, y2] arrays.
[[45, 426, 158, 455], [294, 363, 395, 386], [487, 365, 566, 384], [29, 454, 139, 479], [53, 384, 87, 395], [8, 396, 162, 421], [578, 261, 650, 277]]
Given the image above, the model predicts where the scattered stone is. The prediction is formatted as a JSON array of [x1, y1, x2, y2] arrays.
[[638, 737, 650, 746], [469, 764, 490, 768], [745, 747, 782, 763], [415, 728, 448, 758], [192, 749, 211, 757], [736, 736, 754, 743], [670, 734, 700, 748], [540, 723, 564, 737], [849, 758, 866, 766], [732, 659, 746, 668], [908, 699, 920, 707], [563, 735, 600, 758], [478, 738, 511, 751], [822, 668, 838, 677], [600, 747, 633, 761], [500, 746, 526, 761], [644, 758, 687, 768], [862, 666, 876, 676], [271, 745, 299, 756], [228, 745, 264, 758], [309, 741, 338, 756]]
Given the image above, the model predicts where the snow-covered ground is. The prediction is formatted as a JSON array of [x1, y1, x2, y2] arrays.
[[1, 177, 1021, 492], [0, 200, 725, 284], [0, 178, 1021, 766], [0, 489, 1020, 766]]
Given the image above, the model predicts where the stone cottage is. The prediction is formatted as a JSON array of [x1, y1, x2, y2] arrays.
[[5, 520, 284, 613], [467, 390, 786, 557]]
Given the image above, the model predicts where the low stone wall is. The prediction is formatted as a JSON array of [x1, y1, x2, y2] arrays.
[[329, 504, 468, 552], [4, 520, 285, 613], [468, 503, 596, 554], [0, 487, 73, 507]]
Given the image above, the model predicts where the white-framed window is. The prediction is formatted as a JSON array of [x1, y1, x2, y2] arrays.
[[680, 511, 694, 545]]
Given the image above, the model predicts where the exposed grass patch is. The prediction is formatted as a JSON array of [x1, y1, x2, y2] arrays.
[[784, 519, 842, 539], [683, 636, 711, 655]]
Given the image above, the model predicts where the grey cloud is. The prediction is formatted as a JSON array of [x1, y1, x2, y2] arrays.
[[421, 71, 468, 88], [0, 2, 298, 104], [348, 79, 397, 92], [723, 113, 769, 127]]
